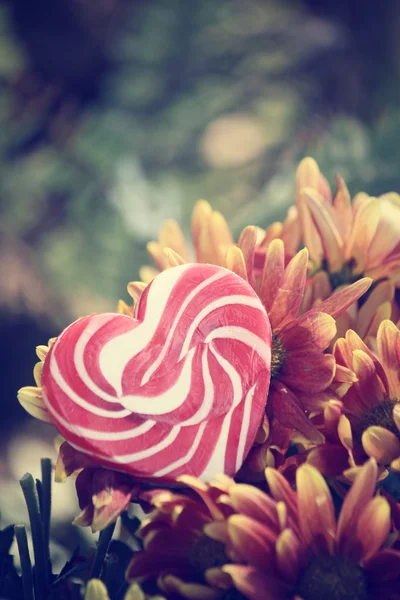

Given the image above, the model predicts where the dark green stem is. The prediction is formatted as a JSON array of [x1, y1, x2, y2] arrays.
[[14, 525, 34, 600], [89, 521, 116, 580], [20, 473, 49, 600], [40, 458, 52, 561]]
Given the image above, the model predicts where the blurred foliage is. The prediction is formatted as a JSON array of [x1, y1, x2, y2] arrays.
[[0, 0, 342, 326], [0, 0, 400, 329]]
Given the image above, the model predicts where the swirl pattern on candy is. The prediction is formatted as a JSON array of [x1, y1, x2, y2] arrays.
[[41, 264, 272, 481]]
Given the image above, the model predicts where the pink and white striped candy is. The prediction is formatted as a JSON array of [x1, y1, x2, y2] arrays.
[[41, 264, 272, 482]]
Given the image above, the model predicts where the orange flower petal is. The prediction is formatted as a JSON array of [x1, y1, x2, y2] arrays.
[[163, 247, 187, 267], [139, 265, 159, 284], [263, 221, 284, 245], [356, 280, 394, 339], [296, 464, 336, 554], [296, 157, 324, 265], [275, 528, 304, 584], [159, 219, 190, 262], [308, 278, 372, 320], [352, 349, 384, 408], [362, 426, 400, 464], [146, 241, 170, 271], [393, 403, 400, 432], [301, 270, 332, 314], [258, 239, 285, 314], [116, 299, 133, 316], [367, 194, 400, 268], [270, 382, 325, 443], [127, 281, 147, 303], [192, 200, 212, 262], [222, 565, 286, 600], [237, 226, 258, 286], [303, 187, 344, 272], [227, 485, 281, 531], [280, 312, 336, 352], [356, 496, 390, 562], [267, 248, 308, 329], [226, 246, 248, 281], [161, 575, 220, 600], [208, 211, 234, 265], [376, 320, 400, 399], [279, 351, 335, 394], [336, 459, 377, 554], [227, 515, 277, 568], [332, 175, 352, 242], [264, 468, 298, 523], [345, 196, 380, 272]]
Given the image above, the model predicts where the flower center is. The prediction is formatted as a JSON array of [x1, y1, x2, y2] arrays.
[[296, 555, 369, 600], [355, 399, 400, 444], [271, 333, 286, 379], [188, 534, 229, 574]]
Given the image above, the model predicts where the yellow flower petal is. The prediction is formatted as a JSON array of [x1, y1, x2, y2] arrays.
[[226, 246, 248, 281], [163, 247, 187, 267], [159, 219, 190, 262], [36, 345, 49, 361], [84, 579, 110, 600], [17, 386, 53, 424], [33, 361, 43, 387], [127, 281, 147, 302], [138, 266, 158, 284]]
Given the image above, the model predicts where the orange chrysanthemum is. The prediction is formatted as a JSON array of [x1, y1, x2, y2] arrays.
[[127, 460, 400, 600], [296, 157, 400, 302], [235, 239, 371, 477], [138, 208, 372, 476], [137, 199, 299, 291], [225, 459, 400, 600], [127, 475, 251, 599], [306, 320, 400, 480]]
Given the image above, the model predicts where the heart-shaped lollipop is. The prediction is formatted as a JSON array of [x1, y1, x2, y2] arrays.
[[42, 264, 272, 482]]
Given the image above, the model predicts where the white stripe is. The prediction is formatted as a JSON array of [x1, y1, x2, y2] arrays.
[[119, 346, 195, 414], [179, 295, 264, 359], [180, 345, 214, 426], [199, 343, 242, 479], [47, 354, 131, 418], [65, 425, 181, 463], [99, 265, 191, 395], [45, 401, 155, 440], [141, 269, 228, 385], [205, 325, 271, 362], [74, 315, 122, 402]]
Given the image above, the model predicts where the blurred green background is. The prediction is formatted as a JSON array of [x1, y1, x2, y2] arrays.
[[1, 0, 400, 546]]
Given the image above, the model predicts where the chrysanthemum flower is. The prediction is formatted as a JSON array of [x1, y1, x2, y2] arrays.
[[134, 191, 371, 475], [140, 209, 372, 475], [126, 475, 251, 599], [234, 239, 371, 477], [306, 319, 400, 479], [296, 157, 400, 298], [127, 460, 400, 600], [225, 459, 400, 600], [139, 199, 299, 288]]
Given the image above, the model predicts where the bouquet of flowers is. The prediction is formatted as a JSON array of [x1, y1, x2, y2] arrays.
[[12, 157, 400, 599]]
